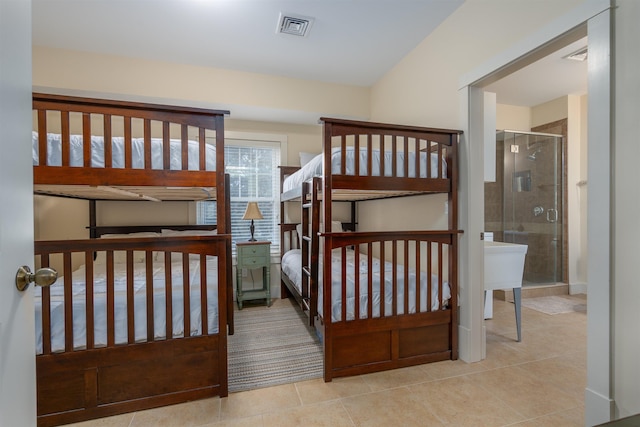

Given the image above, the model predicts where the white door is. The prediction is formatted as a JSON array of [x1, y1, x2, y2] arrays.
[[0, 1, 37, 426]]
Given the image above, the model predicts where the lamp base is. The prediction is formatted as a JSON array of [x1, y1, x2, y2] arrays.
[[248, 220, 256, 241]]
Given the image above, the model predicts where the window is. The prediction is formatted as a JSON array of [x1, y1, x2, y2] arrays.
[[197, 133, 287, 254]]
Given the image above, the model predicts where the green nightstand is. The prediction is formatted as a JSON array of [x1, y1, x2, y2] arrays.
[[235, 241, 271, 309]]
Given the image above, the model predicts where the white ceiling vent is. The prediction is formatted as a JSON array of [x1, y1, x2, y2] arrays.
[[277, 13, 314, 37], [563, 46, 588, 62]]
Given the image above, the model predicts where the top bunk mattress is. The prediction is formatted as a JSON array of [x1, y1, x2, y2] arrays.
[[283, 147, 447, 194], [32, 132, 216, 171]]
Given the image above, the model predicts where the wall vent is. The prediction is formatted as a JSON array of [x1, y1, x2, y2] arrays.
[[277, 13, 314, 37]]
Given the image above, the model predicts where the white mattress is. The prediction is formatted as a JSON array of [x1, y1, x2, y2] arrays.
[[35, 257, 220, 354], [281, 249, 450, 322], [283, 147, 447, 193], [32, 132, 216, 170]]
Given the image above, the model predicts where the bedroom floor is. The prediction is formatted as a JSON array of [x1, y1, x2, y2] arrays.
[[66, 295, 587, 427]]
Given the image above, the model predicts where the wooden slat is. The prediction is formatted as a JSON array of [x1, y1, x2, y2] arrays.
[[104, 114, 113, 169], [63, 252, 73, 352], [181, 124, 189, 171], [127, 252, 135, 344], [199, 127, 206, 171], [163, 121, 171, 170], [124, 116, 132, 169], [41, 254, 52, 355], [61, 111, 70, 167], [144, 118, 152, 170], [183, 255, 191, 338], [165, 252, 173, 339], [106, 251, 115, 347], [146, 255, 154, 342], [37, 110, 47, 166], [200, 256, 208, 334], [82, 113, 91, 168], [85, 252, 95, 350]]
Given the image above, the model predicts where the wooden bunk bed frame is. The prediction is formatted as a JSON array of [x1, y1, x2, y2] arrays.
[[280, 117, 462, 381], [32, 93, 231, 426]]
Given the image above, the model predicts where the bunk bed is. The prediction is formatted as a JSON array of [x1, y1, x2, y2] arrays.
[[280, 117, 462, 381], [31, 93, 231, 427]]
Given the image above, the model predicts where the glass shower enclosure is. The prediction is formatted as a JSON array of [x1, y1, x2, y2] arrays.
[[486, 130, 565, 286]]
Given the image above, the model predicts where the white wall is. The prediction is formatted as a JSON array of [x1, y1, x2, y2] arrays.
[[613, 0, 640, 418]]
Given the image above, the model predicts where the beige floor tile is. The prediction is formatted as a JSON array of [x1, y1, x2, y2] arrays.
[[470, 365, 582, 419], [201, 414, 264, 427], [64, 413, 135, 427], [408, 375, 526, 426], [220, 383, 301, 420], [511, 405, 585, 426], [417, 358, 491, 380], [295, 377, 372, 404], [359, 365, 434, 391], [516, 356, 587, 400], [129, 398, 221, 427], [262, 400, 354, 427], [63, 295, 588, 427], [341, 387, 444, 426]]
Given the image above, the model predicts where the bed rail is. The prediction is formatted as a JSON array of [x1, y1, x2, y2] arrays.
[[320, 117, 461, 199]]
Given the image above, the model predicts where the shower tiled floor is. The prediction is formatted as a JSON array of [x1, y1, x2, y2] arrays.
[[66, 295, 587, 426]]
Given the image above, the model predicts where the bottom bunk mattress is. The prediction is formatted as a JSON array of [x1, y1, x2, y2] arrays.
[[35, 256, 219, 354], [281, 248, 450, 322]]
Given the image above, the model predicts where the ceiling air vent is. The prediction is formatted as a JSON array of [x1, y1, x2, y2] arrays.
[[277, 13, 314, 37], [563, 46, 588, 62]]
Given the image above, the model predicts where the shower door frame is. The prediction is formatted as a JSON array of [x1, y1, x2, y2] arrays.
[[498, 127, 567, 286]]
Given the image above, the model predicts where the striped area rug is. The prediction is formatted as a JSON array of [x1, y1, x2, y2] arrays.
[[228, 298, 323, 393]]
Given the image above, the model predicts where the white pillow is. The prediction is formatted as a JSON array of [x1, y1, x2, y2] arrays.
[[96, 232, 160, 264], [296, 223, 303, 248], [299, 151, 317, 167], [159, 229, 217, 262], [161, 228, 217, 236], [331, 220, 344, 232]]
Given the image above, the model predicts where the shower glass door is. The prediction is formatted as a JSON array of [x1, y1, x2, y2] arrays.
[[498, 130, 564, 285]]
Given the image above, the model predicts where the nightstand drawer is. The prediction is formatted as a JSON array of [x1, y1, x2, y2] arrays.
[[238, 245, 269, 258], [239, 255, 269, 268]]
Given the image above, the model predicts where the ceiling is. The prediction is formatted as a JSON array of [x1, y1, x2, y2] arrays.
[[484, 37, 588, 107], [32, 0, 464, 87], [32, 0, 587, 118]]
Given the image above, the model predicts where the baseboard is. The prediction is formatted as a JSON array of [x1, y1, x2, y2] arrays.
[[495, 283, 568, 300], [569, 282, 588, 295], [458, 324, 483, 363], [585, 387, 614, 426]]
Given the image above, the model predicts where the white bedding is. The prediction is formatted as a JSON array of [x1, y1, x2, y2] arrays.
[[35, 257, 219, 354], [283, 147, 446, 193], [32, 132, 216, 170], [281, 249, 450, 322]]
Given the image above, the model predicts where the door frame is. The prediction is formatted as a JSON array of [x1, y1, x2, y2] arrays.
[[457, 1, 613, 425]]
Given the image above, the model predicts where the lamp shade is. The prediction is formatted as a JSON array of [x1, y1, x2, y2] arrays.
[[242, 202, 264, 221]]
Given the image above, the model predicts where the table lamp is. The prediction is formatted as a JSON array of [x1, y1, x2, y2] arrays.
[[242, 202, 263, 241]]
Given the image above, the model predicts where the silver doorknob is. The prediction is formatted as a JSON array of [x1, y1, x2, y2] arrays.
[[15, 266, 58, 292]]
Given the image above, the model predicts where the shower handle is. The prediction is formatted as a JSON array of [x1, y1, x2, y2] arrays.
[[546, 208, 558, 223]]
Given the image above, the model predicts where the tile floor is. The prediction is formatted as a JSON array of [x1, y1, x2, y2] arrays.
[[66, 295, 587, 427]]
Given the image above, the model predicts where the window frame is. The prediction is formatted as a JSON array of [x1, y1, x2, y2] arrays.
[[198, 131, 287, 256]]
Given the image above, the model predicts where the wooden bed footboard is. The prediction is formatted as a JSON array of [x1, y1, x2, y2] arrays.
[[318, 230, 460, 381], [34, 235, 229, 427]]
